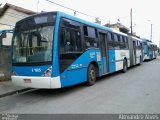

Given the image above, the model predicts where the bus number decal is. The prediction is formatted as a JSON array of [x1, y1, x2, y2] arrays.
[[31, 68, 41, 72], [96, 52, 101, 61]]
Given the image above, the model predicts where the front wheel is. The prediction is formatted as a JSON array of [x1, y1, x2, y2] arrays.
[[86, 64, 96, 86]]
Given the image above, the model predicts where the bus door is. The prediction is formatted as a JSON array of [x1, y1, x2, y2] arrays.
[[99, 32, 109, 74], [133, 40, 136, 65]]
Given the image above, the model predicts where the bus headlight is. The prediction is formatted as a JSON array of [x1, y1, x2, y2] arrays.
[[42, 66, 52, 77]]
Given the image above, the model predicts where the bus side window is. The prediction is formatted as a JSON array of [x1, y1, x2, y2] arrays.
[[83, 26, 98, 48], [59, 18, 83, 73], [114, 34, 120, 49], [60, 28, 82, 53], [125, 37, 129, 49], [70, 30, 82, 52], [60, 17, 82, 52], [107, 32, 114, 49], [64, 30, 73, 52], [120, 36, 125, 49]]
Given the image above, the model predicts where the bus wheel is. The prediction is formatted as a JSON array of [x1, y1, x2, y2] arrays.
[[138, 56, 142, 66], [86, 64, 96, 86], [122, 60, 127, 73]]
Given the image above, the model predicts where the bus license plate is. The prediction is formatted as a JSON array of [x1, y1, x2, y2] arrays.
[[24, 79, 31, 83]]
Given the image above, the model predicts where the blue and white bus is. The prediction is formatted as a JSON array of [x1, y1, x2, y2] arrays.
[[142, 39, 158, 60], [142, 39, 152, 60], [11, 11, 142, 89]]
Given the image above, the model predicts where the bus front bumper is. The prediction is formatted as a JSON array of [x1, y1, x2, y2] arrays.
[[143, 55, 150, 60], [11, 76, 61, 89]]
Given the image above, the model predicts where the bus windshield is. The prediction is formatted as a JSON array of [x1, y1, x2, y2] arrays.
[[12, 25, 54, 64]]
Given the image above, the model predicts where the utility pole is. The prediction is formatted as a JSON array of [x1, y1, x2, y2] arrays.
[[159, 38, 160, 48], [130, 8, 133, 35], [150, 24, 152, 42], [37, 0, 39, 13], [147, 20, 153, 42], [74, 11, 76, 16]]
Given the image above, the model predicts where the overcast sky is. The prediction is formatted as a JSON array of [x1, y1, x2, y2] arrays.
[[1, 0, 160, 46]]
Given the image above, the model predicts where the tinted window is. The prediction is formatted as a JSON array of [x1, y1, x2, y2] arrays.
[[84, 26, 96, 38], [59, 18, 82, 73], [107, 32, 112, 41], [60, 28, 82, 53], [108, 32, 114, 49], [84, 26, 98, 48], [111, 33, 114, 41], [61, 18, 80, 29], [114, 34, 118, 42], [122, 36, 125, 42]]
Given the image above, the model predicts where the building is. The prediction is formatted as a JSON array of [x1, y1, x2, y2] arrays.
[[0, 3, 36, 30], [0, 3, 36, 81], [105, 23, 129, 34]]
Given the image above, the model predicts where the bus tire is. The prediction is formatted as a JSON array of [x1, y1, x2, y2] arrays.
[[139, 56, 142, 65], [86, 64, 96, 86], [122, 59, 127, 73]]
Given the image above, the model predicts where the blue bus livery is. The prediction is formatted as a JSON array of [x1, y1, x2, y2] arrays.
[[11, 11, 143, 88]]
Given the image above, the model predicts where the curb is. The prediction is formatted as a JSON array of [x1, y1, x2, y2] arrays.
[[0, 88, 32, 98]]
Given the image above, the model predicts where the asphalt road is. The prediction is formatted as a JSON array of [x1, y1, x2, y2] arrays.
[[0, 57, 160, 114]]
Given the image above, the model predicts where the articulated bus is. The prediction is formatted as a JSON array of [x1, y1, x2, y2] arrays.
[[11, 11, 143, 89]]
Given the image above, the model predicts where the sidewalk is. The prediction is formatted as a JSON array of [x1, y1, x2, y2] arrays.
[[0, 80, 30, 98]]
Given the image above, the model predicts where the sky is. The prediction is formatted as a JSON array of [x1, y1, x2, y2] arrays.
[[1, 0, 160, 46]]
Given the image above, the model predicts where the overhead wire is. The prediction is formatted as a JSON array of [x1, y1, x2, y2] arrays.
[[45, 0, 106, 21], [1, 0, 108, 27]]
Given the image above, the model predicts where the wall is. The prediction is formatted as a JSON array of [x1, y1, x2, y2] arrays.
[[0, 8, 30, 28], [0, 7, 33, 81]]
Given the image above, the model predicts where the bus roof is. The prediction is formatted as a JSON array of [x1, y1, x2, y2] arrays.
[[150, 42, 157, 46], [141, 38, 151, 43], [16, 11, 113, 33], [112, 29, 128, 36], [129, 35, 143, 42], [57, 11, 113, 32]]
